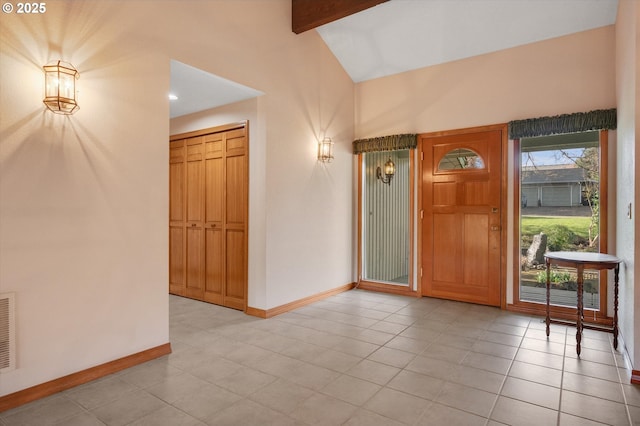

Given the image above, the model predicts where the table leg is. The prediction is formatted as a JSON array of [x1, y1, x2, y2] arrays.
[[613, 264, 619, 350], [545, 258, 551, 337], [576, 264, 584, 356]]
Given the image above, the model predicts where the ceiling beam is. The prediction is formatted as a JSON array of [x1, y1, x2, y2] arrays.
[[292, 0, 389, 34]]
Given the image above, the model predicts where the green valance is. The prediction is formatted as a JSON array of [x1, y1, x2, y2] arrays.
[[508, 108, 616, 139], [353, 134, 418, 154]]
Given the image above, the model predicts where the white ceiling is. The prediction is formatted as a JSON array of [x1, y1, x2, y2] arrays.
[[170, 0, 618, 117], [169, 60, 262, 118], [317, 0, 619, 83]]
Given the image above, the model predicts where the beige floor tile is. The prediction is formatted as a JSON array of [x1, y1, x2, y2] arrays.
[[479, 330, 524, 347], [405, 355, 458, 381], [524, 327, 567, 344], [623, 383, 640, 407], [90, 390, 167, 426], [564, 346, 616, 365], [562, 371, 624, 403], [369, 320, 409, 335], [451, 364, 505, 394], [213, 366, 277, 396], [386, 369, 445, 400], [321, 374, 382, 406], [1, 395, 84, 426], [417, 401, 487, 426], [561, 390, 629, 425], [125, 405, 206, 426], [435, 381, 497, 417], [169, 383, 241, 421], [363, 387, 429, 425], [508, 361, 563, 388], [420, 342, 469, 363], [488, 322, 528, 337], [119, 359, 184, 389], [435, 333, 477, 350], [471, 340, 518, 360], [384, 335, 431, 354], [290, 393, 358, 425], [563, 357, 621, 382], [342, 408, 405, 426], [7, 291, 638, 426], [206, 399, 299, 426], [64, 376, 139, 410], [310, 349, 362, 373], [491, 396, 558, 426], [628, 405, 640, 425], [248, 378, 315, 415], [346, 359, 401, 385], [398, 326, 440, 342], [368, 346, 416, 368], [287, 363, 341, 390], [519, 336, 566, 355], [355, 328, 396, 345], [462, 352, 513, 375], [331, 338, 380, 358], [558, 412, 609, 426], [515, 347, 564, 370], [500, 376, 560, 410]]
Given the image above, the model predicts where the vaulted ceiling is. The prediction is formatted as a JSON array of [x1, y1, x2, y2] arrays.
[[170, 0, 619, 118]]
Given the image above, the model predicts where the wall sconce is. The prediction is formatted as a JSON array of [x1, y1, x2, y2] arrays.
[[318, 137, 334, 163], [376, 158, 395, 185], [43, 60, 79, 114]]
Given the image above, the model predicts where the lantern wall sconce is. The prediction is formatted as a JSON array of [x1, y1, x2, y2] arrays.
[[318, 137, 334, 163], [376, 157, 395, 185], [43, 60, 80, 114]]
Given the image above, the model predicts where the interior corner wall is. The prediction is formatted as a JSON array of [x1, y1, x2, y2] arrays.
[[0, 3, 170, 396], [1, 0, 354, 396], [615, 0, 639, 369], [169, 98, 267, 309]]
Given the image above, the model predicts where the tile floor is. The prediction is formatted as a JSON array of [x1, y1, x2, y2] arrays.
[[2, 289, 640, 425]]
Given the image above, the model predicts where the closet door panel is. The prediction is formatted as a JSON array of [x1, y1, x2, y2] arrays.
[[204, 227, 224, 304], [185, 226, 204, 298], [205, 156, 224, 225], [225, 228, 246, 310], [169, 226, 184, 295], [186, 147, 204, 223], [226, 155, 246, 226]]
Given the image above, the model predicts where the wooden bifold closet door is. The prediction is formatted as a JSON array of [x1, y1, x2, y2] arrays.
[[169, 123, 248, 311]]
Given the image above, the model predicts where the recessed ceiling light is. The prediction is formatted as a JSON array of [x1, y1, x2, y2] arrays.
[[168, 94, 178, 101]]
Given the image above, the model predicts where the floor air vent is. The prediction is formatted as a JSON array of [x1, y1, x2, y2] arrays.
[[0, 293, 16, 373]]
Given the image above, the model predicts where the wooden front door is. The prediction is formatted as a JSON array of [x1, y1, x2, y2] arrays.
[[420, 127, 504, 306]]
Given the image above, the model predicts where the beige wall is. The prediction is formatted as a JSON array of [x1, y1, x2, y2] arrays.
[[0, 0, 354, 397], [355, 25, 616, 138], [615, 0, 639, 369]]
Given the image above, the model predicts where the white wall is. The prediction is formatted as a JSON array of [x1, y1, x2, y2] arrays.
[[0, 4, 170, 395], [615, 0, 639, 369], [0, 0, 354, 396]]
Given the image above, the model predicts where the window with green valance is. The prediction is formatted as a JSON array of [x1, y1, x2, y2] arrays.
[[508, 108, 616, 140]]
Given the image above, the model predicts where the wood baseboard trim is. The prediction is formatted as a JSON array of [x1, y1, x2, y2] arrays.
[[355, 281, 419, 297], [631, 370, 640, 385], [246, 283, 356, 319], [0, 343, 172, 412]]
